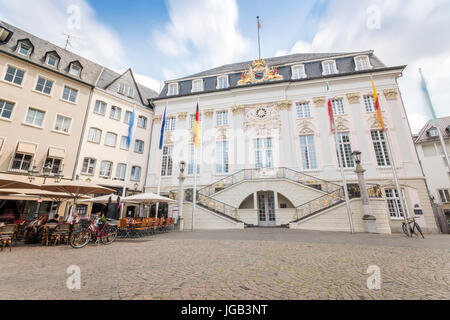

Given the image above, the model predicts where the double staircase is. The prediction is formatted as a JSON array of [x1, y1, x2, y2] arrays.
[[170, 167, 362, 227]]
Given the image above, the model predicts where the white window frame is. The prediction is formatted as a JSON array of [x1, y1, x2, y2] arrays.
[[46, 54, 59, 67], [291, 64, 306, 80], [438, 189, 450, 204], [131, 166, 142, 181], [34, 76, 54, 96], [120, 136, 129, 150], [385, 188, 406, 219], [371, 130, 391, 167], [44, 156, 63, 175], [118, 83, 126, 95], [11, 152, 34, 172], [134, 139, 144, 154], [165, 116, 176, 132], [88, 128, 102, 144], [104, 132, 118, 148], [216, 140, 229, 174], [168, 83, 179, 96], [128, 87, 134, 97], [299, 135, 318, 170], [217, 75, 229, 89], [322, 60, 338, 76], [53, 114, 72, 134], [354, 55, 372, 71], [18, 42, 32, 56], [69, 63, 81, 77], [191, 79, 204, 93], [254, 137, 274, 169], [189, 114, 202, 129], [187, 143, 201, 176], [81, 158, 96, 175], [296, 102, 311, 119], [428, 127, 439, 137], [124, 110, 132, 124], [331, 99, 345, 115], [115, 163, 127, 180], [137, 115, 147, 129], [0, 99, 15, 121], [110, 106, 122, 121], [216, 110, 229, 127], [336, 132, 354, 168], [3, 64, 26, 87], [93, 100, 107, 115], [99, 161, 113, 178], [363, 95, 375, 113], [161, 145, 174, 176], [24, 107, 46, 128], [61, 86, 78, 103]]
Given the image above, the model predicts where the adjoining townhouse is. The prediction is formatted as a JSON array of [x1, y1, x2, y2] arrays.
[[0, 21, 157, 221], [414, 116, 450, 233], [146, 52, 439, 234], [75, 68, 156, 217], [0, 21, 102, 218]]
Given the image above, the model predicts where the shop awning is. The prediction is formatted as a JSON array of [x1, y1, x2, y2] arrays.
[[48, 147, 65, 159], [17, 142, 37, 154]]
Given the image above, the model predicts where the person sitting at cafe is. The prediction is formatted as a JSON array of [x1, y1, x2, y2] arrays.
[[47, 214, 60, 224]]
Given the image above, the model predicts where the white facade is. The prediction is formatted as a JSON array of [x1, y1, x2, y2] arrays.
[[145, 55, 439, 233]]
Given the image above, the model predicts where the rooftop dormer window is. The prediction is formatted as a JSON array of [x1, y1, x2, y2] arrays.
[[0, 26, 12, 43], [354, 55, 372, 71], [168, 83, 179, 96], [17, 42, 32, 57], [118, 83, 125, 95], [322, 60, 338, 76], [69, 62, 82, 77], [217, 75, 229, 89], [45, 53, 60, 68], [192, 79, 204, 93], [427, 127, 439, 137], [292, 64, 306, 80], [128, 87, 134, 98]]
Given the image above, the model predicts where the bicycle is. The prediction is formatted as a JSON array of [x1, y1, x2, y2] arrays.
[[70, 217, 118, 249], [402, 217, 424, 238]]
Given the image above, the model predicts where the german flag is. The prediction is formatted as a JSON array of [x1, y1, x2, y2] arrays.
[[193, 103, 200, 148], [372, 80, 385, 131]]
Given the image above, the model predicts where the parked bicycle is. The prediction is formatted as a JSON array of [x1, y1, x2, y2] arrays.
[[70, 217, 118, 249], [402, 217, 424, 238]]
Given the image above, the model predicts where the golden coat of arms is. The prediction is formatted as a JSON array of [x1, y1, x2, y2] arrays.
[[237, 59, 283, 85]]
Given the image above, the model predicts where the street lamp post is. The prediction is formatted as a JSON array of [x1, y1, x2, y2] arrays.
[[352, 151, 377, 233], [178, 161, 186, 231]]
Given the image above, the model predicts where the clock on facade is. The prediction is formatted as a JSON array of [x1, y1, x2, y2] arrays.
[[256, 107, 268, 119]]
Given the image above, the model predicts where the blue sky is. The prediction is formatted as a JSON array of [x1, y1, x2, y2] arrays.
[[0, 0, 449, 132]]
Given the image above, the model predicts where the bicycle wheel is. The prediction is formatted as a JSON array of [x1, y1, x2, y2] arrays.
[[70, 228, 91, 249], [414, 222, 425, 239], [402, 223, 410, 237], [101, 225, 118, 245]]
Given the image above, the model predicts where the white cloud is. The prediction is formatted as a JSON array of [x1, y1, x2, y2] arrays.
[[0, 0, 126, 70], [134, 73, 163, 94], [284, 0, 450, 133], [153, 0, 251, 78]]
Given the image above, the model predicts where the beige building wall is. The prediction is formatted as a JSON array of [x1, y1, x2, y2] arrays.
[[75, 88, 154, 194], [0, 53, 92, 180]]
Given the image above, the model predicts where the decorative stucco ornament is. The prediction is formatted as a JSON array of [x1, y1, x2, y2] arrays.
[[237, 59, 283, 85]]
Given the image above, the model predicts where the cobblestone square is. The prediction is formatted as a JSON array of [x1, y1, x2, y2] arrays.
[[0, 229, 449, 300]]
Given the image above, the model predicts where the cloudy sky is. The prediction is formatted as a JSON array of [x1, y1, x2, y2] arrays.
[[0, 0, 448, 133]]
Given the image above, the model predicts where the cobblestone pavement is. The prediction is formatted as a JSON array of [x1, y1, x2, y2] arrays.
[[0, 229, 449, 300]]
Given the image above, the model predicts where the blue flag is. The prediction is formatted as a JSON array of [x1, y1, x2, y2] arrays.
[[126, 109, 135, 148], [159, 107, 167, 150]]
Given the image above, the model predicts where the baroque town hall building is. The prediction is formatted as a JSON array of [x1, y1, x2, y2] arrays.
[[146, 51, 439, 234]]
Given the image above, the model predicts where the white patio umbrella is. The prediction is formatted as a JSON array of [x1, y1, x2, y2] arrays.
[[121, 192, 177, 205], [0, 173, 40, 189], [79, 194, 124, 204]]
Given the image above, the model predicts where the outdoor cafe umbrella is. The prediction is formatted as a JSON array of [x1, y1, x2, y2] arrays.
[[0, 173, 40, 189], [79, 194, 128, 204], [41, 181, 115, 219], [121, 192, 177, 205]]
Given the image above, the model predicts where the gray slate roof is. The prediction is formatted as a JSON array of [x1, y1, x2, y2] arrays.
[[0, 20, 157, 106], [157, 51, 392, 99], [415, 116, 450, 143]]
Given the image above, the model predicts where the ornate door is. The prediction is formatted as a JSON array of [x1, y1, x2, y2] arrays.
[[258, 192, 276, 227]]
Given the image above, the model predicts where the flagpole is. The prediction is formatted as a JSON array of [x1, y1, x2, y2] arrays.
[[191, 97, 200, 232], [121, 104, 136, 218], [370, 75, 409, 229], [257, 16, 261, 60], [155, 103, 168, 219], [327, 81, 355, 233], [420, 68, 450, 170]]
